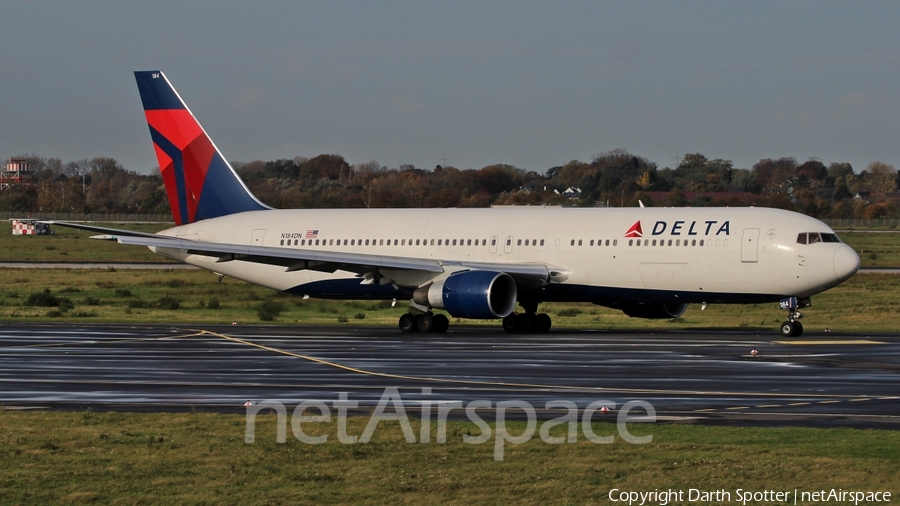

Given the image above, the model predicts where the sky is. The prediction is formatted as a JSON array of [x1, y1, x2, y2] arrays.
[[2, 1, 899, 175]]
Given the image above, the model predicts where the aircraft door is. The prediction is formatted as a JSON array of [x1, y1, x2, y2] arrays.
[[251, 228, 266, 246], [741, 228, 759, 263], [489, 235, 499, 254], [504, 235, 514, 254]]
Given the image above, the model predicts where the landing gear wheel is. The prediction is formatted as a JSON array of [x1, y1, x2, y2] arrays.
[[780, 321, 795, 337], [432, 314, 449, 333], [416, 313, 435, 333], [399, 313, 417, 333], [516, 313, 535, 333], [535, 313, 552, 333], [502, 314, 517, 333], [792, 321, 803, 337]]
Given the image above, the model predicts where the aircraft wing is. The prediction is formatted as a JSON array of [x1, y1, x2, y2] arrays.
[[115, 235, 552, 283], [45, 221, 551, 283], [41, 221, 169, 239]]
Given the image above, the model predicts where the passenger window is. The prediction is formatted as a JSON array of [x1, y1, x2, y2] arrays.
[[652, 240, 656, 246], [570, 239, 575, 246], [467, 239, 472, 246], [667, 240, 672, 246], [453, 239, 458, 246], [629, 239, 633, 246], [280, 239, 284, 245], [578, 239, 583, 246], [613, 240, 617, 246], [506, 239, 510, 246], [590, 240, 594, 246], [691, 240, 696, 246], [540, 239, 545, 246], [491, 238, 496, 246], [329, 239, 334, 245], [700, 240, 704, 246]]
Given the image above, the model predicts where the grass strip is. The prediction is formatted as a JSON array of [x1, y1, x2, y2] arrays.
[[2, 268, 900, 332], [0, 410, 897, 504]]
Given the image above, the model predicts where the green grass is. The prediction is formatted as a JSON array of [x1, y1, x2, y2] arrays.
[[0, 222, 175, 263], [0, 410, 896, 504], [839, 231, 900, 268], [1, 268, 899, 332]]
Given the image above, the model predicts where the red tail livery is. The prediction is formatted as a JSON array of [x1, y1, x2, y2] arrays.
[[134, 71, 268, 225]]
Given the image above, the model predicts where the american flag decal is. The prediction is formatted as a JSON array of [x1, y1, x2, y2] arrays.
[[305, 230, 319, 239]]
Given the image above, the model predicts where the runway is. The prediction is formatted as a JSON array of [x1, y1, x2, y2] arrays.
[[1, 324, 898, 427]]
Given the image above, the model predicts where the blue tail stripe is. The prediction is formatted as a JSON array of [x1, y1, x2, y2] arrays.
[[148, 125, 189, 223], [135, 71, 185, 110], [196, 153, 268, 221]]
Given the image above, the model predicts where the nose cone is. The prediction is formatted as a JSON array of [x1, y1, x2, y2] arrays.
[[834, 245, 860, 282]]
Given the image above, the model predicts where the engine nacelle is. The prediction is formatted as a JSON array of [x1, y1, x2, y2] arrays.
[[620, 302, 689, 319], [414, 271, 517, 319]]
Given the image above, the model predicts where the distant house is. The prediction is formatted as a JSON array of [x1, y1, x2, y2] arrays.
[[856, 192, 900, 205], [562, 187, 581, 198], [853, 191, 871, 203]]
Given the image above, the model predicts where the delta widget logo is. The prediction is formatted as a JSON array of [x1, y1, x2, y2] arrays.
[[624, 221, 643, 238]]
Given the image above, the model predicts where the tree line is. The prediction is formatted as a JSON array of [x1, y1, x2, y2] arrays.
[[2, 150, 899, 219]]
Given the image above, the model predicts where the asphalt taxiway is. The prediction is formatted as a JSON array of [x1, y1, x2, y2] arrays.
[[0, 324, 897, 427]]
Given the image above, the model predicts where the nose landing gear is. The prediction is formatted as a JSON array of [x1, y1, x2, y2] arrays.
[[779, 296, 809, 337]]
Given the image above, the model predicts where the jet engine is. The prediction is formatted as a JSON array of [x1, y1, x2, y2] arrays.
[[413, 270, 517, 319], [620, 302, 689, 319]]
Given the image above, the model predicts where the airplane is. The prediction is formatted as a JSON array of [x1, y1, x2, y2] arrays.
[[49, 70, 861, 337]]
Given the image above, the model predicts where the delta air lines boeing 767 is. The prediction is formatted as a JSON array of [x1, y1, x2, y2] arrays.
[[50, 71, 860, 336]]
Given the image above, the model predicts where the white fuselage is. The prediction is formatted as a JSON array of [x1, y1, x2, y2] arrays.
[[149, 206, 859, 306]]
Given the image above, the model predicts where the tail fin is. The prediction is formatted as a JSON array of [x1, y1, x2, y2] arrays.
[[134, 71, 269, 225]]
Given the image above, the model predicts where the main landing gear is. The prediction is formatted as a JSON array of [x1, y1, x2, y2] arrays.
[[398, 312, 449, 333], [503, 301, 551, 333], [779, 296, 809, 337], [502, 312, 552, 333]]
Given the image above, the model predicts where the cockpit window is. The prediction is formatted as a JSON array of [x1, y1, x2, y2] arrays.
[[797, 232, 842, 245]]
